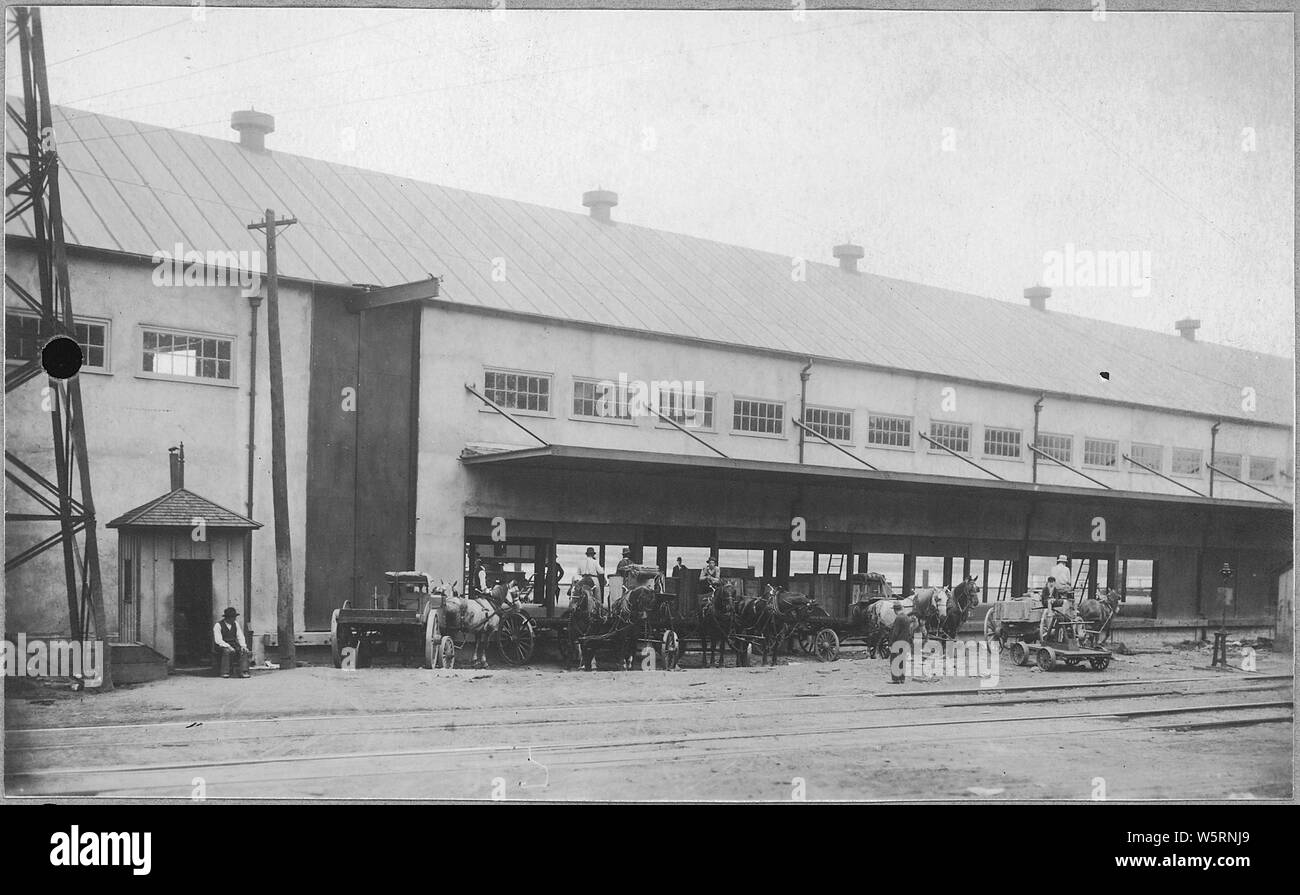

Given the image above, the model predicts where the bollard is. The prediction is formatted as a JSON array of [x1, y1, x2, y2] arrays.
[[1210, 630, 1228, 668]]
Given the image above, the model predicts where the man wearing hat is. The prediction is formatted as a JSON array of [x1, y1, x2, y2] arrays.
[[212, 607, 250, 679], [701, 555, 721, 593], [576, 547, 607, 605], [1049, 554, 1072, 596]]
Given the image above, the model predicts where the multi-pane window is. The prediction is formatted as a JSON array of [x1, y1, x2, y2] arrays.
[[928, 421, 971, 454], [1035, 432, 1072, 464], [867, 413, 912, 448], [804, 406, 853, 443], [1171, 447, 1203, 476], [1083, 438, 1118, 468], [983, 426, 1022, 459], [142, 328, 232, 382], [484, 368, 550, 413], [1130, 443, 1162, 472], [7, 312, 109, 371], [572, 378, 630, 420], [657, 389, 714, 430], [5, 313, 41, 362], [1248, 457, 1277, 483], [1213, 453, 1242, 479], [733, 398, 784, 435]]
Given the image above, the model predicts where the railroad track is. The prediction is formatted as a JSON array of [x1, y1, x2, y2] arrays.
[[6, 675, 1291, 797]]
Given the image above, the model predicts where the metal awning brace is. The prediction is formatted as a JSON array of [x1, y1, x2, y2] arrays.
[[1027, 443, 1111, 489], [464, 383, 550, 447], [649, 405, 730, 459], [917, 432, 1004, 481], [792, 418, 876, 470], [1122, 453, 1206, 498], [1206, 463, 1290, 505]]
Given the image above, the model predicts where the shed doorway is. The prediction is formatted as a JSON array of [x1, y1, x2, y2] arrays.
[[173, 559, 214, 666]]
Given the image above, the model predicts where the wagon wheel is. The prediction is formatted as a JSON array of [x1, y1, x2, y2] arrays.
[[813, 628, 840, 663], [1089, 656, 1111, 671], [330, 609, 343, 668], [982, 606, 1003, 646], [1009, 641, 1028, 667], [496, 612, 536, 665], [661, 629, 680, 670], [423, 610, 440, 669], [1064, 657, 1082, 667], [1036, 646, 1055, 671], [874, 632, 892, 659]]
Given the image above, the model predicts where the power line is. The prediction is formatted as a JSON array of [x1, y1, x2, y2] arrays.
[[44, 16, 193, 67]]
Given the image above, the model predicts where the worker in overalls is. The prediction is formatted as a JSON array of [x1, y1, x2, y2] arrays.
[[212, 607, 250, 678]]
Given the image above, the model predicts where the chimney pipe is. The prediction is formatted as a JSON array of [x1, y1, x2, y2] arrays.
[[1174, 318, 1201, 341], [832, 243, 864, 273], [582, 189, 618, 223], [168, 443, 185, 491], [1025, 286, 1051, 311], [231, 109, 275, 151]]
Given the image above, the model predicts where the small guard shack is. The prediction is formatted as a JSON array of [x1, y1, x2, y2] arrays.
[[107, 446, 261, 672]]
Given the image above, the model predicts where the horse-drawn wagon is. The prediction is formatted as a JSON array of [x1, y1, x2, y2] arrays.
[[562, 565, 682, 670], [984, 591, 1113, 670], [330, 571, 446, 669]]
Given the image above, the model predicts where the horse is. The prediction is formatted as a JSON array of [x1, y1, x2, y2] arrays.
[[853, 595, 915, 657], [765, 588, 818, 665], [439, 581, 521, 669], [910, 586, 951, 639], [577, 582, 658, 671], [939, 577, 981, 640], [1078, 587, 1121, 645], [698, 581, 740, 668]]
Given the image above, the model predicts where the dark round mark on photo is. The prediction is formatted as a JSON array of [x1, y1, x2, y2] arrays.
[[41, 335, 82, 380], [1099, 371, 1110, 381]]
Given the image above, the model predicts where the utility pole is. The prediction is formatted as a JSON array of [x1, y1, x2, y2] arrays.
[[248, 209, 297, 669]]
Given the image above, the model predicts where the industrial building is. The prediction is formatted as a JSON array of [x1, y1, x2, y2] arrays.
[[4, 102, 1293, 668]]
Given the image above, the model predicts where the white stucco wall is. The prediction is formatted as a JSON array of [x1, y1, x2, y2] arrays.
[[414, 303, 1293, 578], [4, 246, 312, 643]]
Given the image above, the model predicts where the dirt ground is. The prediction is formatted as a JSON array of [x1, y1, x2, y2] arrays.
[[4, 637, 1293, 801]]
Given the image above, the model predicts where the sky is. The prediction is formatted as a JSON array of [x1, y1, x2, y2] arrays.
[[8, 6, 1295, 357]]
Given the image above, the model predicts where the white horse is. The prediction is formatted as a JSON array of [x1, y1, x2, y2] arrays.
[[436, 581, 521, 669]]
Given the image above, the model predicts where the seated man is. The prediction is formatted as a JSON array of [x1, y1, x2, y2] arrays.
[[212, 607, 251, 678], [700, 556, 721, 594]]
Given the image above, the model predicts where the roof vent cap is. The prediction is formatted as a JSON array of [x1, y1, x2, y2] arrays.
[[1174, 317, 1201, 341], [231, 109, 275, 151], [582, 189, 618, 223], [1024, 285, 1051, 311], [832, 243, 864, 273]]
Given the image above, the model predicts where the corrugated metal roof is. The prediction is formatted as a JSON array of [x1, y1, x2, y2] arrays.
[[106, 488, 261, 529], [6, 101, 1291, 426]]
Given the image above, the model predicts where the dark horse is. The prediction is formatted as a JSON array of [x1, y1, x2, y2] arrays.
[[698, 581, 739, 668], [939, 577, 981, 640], [577, 583, 658, 671], [733, 585, 815, 666]]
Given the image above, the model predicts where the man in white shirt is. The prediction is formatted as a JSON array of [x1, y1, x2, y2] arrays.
[[212, 607, 250, 678], [577, 547, 607, 603], [1050, 555, 1073, 595]]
